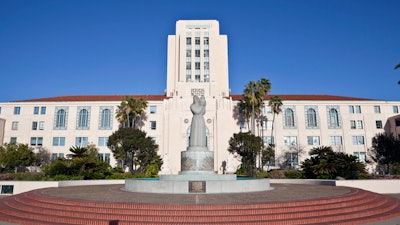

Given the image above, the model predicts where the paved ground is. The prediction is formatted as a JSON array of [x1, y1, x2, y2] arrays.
[[1, 183, 399, 224]]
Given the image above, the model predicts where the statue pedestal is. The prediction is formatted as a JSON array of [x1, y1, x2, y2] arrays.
[[181, 149, 214, 173]]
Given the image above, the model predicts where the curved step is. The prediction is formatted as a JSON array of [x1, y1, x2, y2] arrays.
[[0, 186, 399, 225]]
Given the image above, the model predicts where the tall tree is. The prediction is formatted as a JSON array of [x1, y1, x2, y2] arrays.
[[268, 96, 283, 140], [369, 133, 400, 173], [107, 127, 159, 174], [239, 78, 271, 134], [228, 132, 263, 177], [267, 95, 283, 168], [116, 96, 148, 129], [0, 143, 36, 172]]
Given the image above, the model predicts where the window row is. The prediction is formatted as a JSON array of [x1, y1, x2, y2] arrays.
[[10, 106, 46, 115], [261, 135, 365, 146], [54, 107, 113, 130], [50, 152, 111, 164], [9, 136, 110, 147]]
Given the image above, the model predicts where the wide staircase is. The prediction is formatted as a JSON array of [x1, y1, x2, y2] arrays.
[[0, 187, 400, 225]]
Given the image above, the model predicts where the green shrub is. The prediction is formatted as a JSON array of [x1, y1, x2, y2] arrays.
[[255, 169, 268, 178], [14, 172, 46, 181], [112, 166, 124, 173], [0, 173, 14, 180], [53, 174, 70, 181], [284, 170, 304, 179], [106, 173, 135, 179], [389, 162, 400, 175], [267, 170, 285, 179]]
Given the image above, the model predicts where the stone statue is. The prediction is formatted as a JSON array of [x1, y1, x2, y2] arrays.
[[189, 95, 207, 148], [181, 95, 213, 173]]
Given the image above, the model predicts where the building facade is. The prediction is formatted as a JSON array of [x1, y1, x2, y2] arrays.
[[1, 20, 399, 174]]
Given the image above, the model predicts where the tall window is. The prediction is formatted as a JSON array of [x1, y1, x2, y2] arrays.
[[350, 120, 356, 129], [32, 121, 38, 130], [204, 49, 209, 57], [77, 108, 89, 129], [357, 120, 363, 129], [328, 107, 340, 128], [204, 37, 209, 45], [150, 121, 157, 130], [39, 121, 44, 130], [11, 122, 18, 130], [349, 106, 354, 113], [105, 153, 110, 164], [355, 106, 361, 113], [34, 106, 39, 115], [374, 106, 381, 113], [99, 107, 112, 129], [41, 106, 46, 114], [150, 106, 157, 114], [285, 152, 298, 166], [376, 120, 382, 129], [55, 108, 67, 129], [393, 106, 399, 113], [306, 108, 318, 128], [195, 37, 200, 45], [13, 107, 20, 115], [284, 108, 295, 128]]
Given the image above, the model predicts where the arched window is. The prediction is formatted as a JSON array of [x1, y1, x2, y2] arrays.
[[78, 109, 89, 128], [56, 109, 66, 128], [100, 109, 111, 128], [329, 108, 339, 128], [284, 108, 294, 127], [307, 108, 317, 128]]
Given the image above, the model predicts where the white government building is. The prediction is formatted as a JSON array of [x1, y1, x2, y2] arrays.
[[1, 20, 399, 174]]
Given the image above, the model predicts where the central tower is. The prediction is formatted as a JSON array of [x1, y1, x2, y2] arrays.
[[165, 20, 229, 98]]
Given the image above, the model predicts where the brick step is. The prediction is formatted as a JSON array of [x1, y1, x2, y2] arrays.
[[24, 187, 366, 211], [1, 188, 399, 225], [11, 190, 384, 218]]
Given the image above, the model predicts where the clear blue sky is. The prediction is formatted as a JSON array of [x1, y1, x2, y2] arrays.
[[1, 0, 399, 102]]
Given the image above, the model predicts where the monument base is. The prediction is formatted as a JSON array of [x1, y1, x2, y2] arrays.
[[125, 177, 271, 194]]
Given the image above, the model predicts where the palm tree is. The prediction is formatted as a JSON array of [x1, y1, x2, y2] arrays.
[[268, 95, 282, 144], [116, 96, 148, 129], [128, 97, 148, 129], [116, 98, 130, 127], [267, 95, 282, 169], [241, 78, 271, 134]]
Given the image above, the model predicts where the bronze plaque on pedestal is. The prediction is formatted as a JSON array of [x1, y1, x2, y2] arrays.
[[189, 181, 206, 193]]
